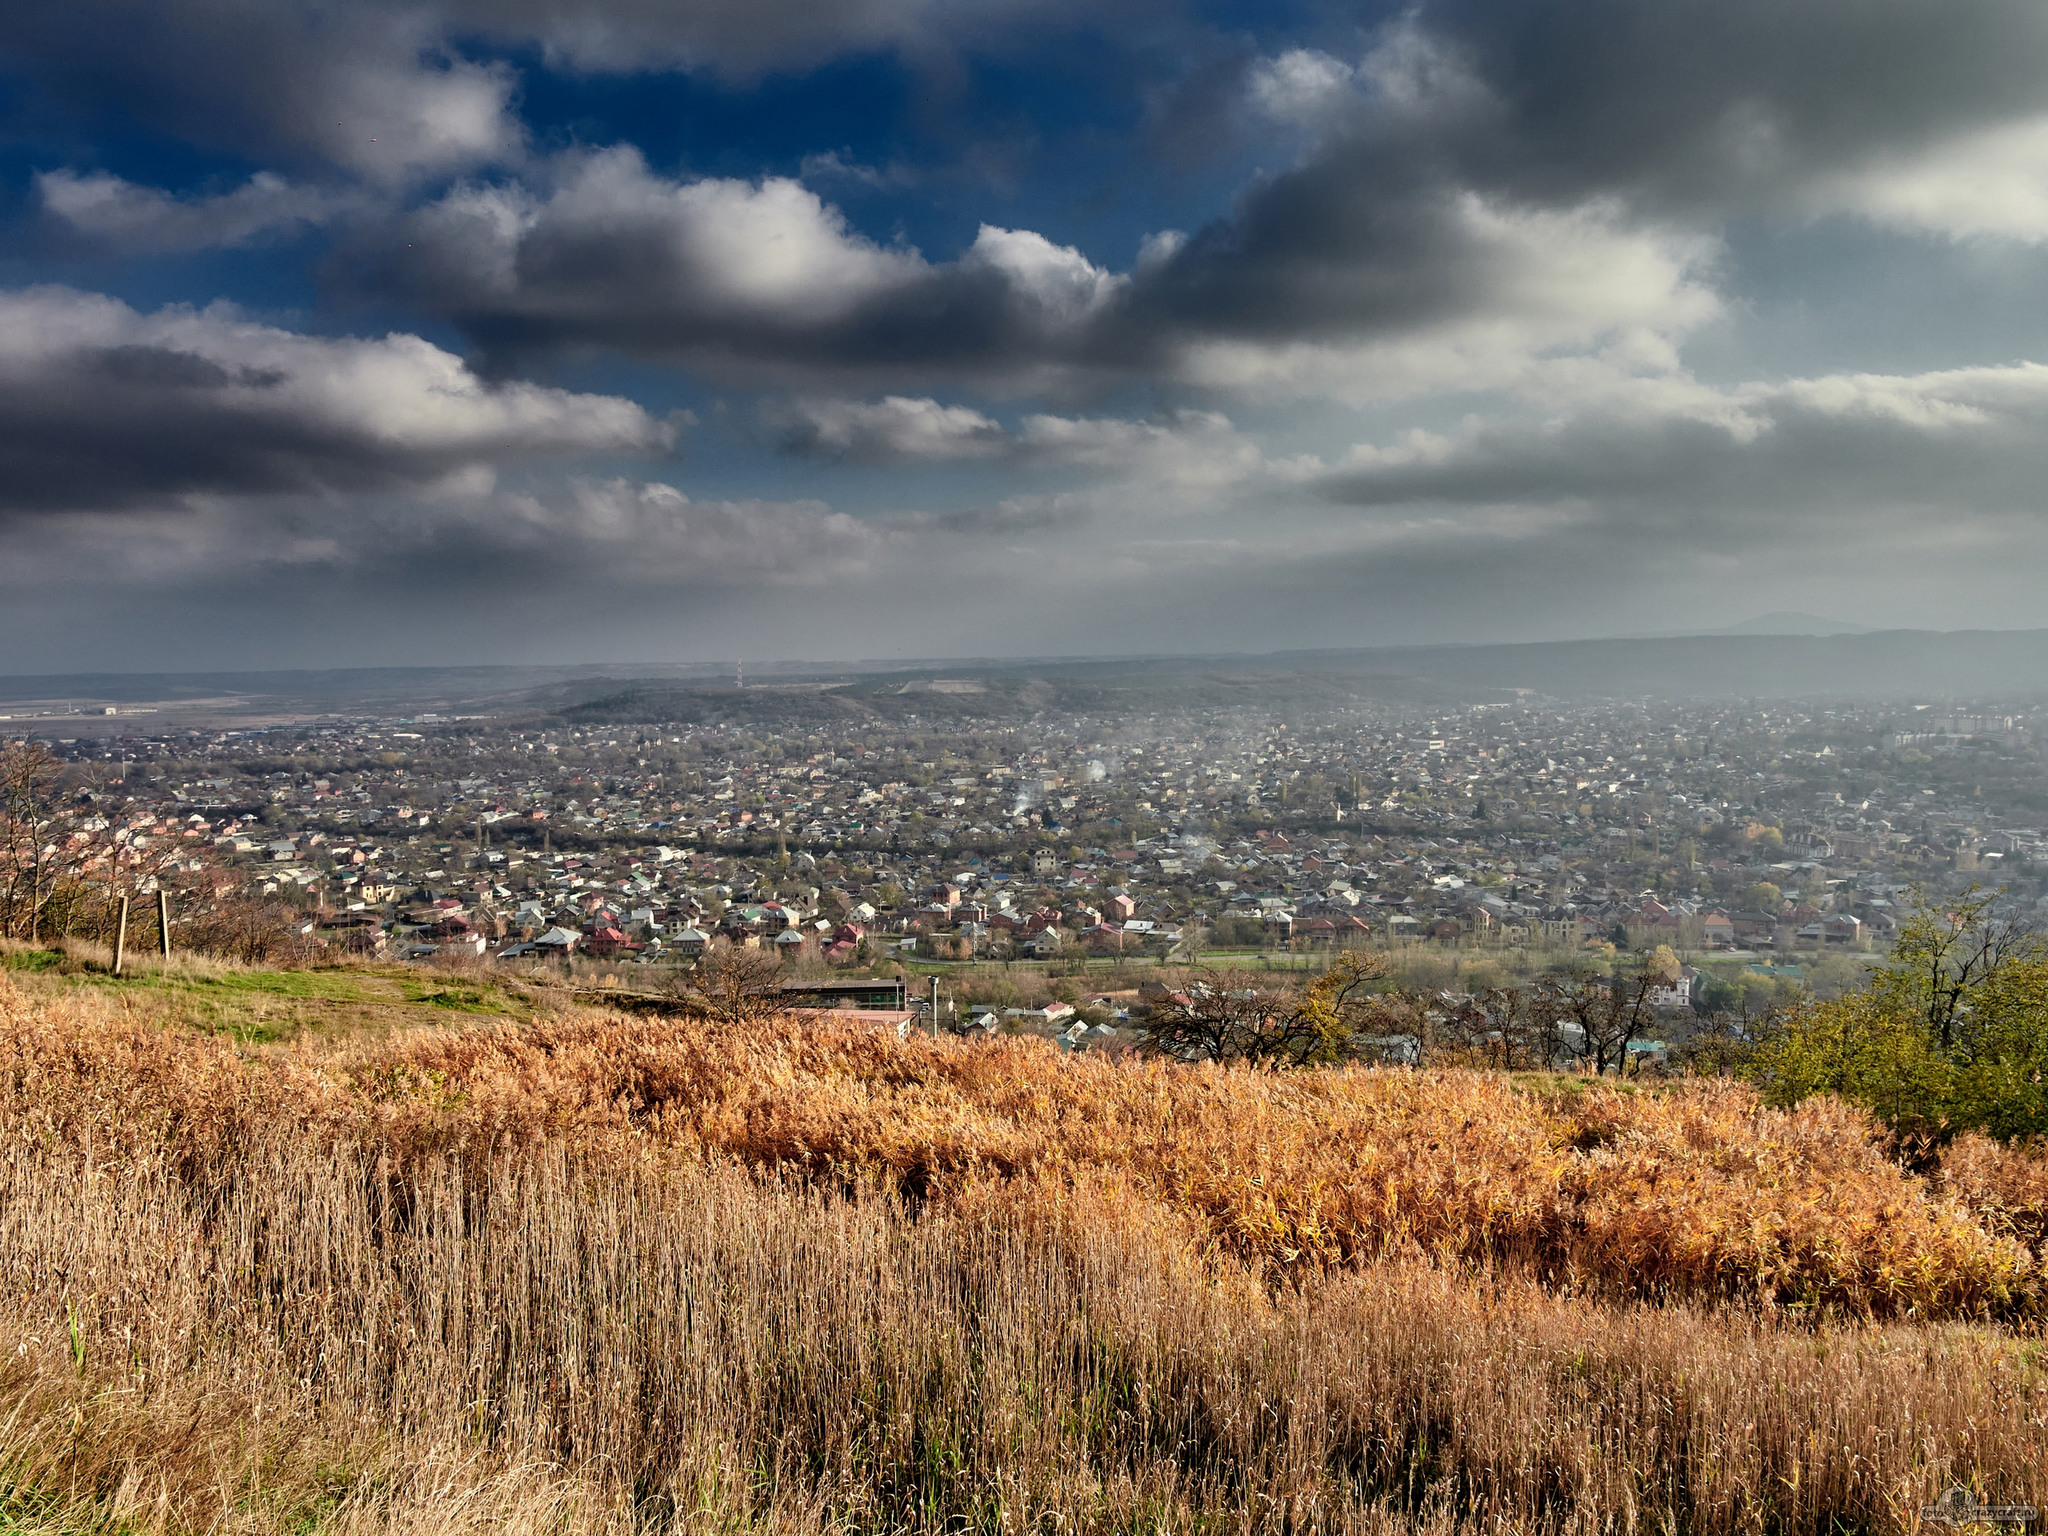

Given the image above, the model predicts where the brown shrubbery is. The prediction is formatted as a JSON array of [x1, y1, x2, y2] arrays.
[[4, 972, 2043, 1315], [2, 973, 2047, 1533]]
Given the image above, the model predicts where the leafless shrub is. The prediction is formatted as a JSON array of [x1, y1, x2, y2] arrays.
[[171, 892, 317, 965], [1140, 953, 1386, 1064], [664, 942, 790, 1025]]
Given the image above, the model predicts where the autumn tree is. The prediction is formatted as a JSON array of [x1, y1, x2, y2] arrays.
[[1755, 887, 2048, 1140]]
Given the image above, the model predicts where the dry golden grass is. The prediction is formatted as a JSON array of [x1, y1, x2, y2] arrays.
[[9, 1134, 2048, 1536], [1940, 1131, 2048, 1250], [2, 973, 2047, 1533], [6, 976, 2030, 1319]]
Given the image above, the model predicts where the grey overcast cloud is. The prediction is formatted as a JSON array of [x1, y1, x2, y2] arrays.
[[3, 0, 2048, 668]]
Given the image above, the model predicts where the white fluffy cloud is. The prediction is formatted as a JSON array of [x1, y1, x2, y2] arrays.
[[1810, 114, 2048, 241], [366, 147, 1152, 391], [764, 396, 1009, 461], [961, 225, 1124, 329], [1247, 49, 1357, 129], [371, 145, 1719, 405], [768, 396, 1275, 488], [0, 286, 673, 514], [493, 479, 883, 582], [1322, 359, 2048, 516], [39, 170, 360, 252], [380, 149, 923, 351]]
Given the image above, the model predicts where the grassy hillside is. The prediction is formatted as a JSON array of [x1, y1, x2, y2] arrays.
[[0, 965, 2044, 1533], [1, 942, 532, 1040]]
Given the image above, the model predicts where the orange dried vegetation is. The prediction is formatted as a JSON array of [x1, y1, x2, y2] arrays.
[[3, 973, 2040, 1320]]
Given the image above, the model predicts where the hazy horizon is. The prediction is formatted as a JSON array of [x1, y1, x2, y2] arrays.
[[0, 613, 2032, 682]]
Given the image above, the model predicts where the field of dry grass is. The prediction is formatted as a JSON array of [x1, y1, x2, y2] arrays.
[[1, 966, 2045, 1533]]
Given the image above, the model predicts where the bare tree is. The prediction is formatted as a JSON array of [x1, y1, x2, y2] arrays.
[[0, 739, 96, 943], [1141, 953, 1387, 1066], [2, 736, 294, 960], [174, 894, 317, 965], [1674, 1005, 1775, 1077], [671, 944, 791, 1026], [1437, 986, 1567, 1071], [1539, 968, 1662, 1075], [1356, 987, 1436, 1065]]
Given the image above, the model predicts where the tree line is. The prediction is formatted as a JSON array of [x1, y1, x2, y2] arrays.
[[0, 738, 310, 962], [1137, 886, 2048, 1148]]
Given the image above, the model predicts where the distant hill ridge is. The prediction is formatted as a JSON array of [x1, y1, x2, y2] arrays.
[[1704, 612, 1875, 637], [5, 628, 2047, 721], [559, 629, 2048, 723]]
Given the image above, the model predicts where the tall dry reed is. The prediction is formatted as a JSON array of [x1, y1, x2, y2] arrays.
[[2, 976, 2034, 1318], [1, 1135, 2044, 1536], [3, 974, 2048, 1533]]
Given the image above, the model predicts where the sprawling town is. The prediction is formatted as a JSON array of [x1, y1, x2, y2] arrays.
[[15, 688, 2046, 1048]]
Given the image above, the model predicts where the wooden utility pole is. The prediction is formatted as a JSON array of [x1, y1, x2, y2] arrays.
[[157, 889, 171, 961], [112, 895, 129, 976]]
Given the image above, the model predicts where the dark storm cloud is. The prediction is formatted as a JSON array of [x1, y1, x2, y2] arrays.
[[14, 0, 2048, 665], [0, 287, 673, 516], [1142, 0, 2048, 314], [0, 0, 1145, 185], [12, 0, 2035, 197], [0, 1, 520, 181], [1087, 0, 2048, 365], [1406, 0, 2048, 218]]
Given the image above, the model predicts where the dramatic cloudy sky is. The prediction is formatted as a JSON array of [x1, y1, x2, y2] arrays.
[[4, 0, 2048, 670]]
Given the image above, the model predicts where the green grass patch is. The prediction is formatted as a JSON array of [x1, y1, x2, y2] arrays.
[[169, 968, 378, 1002], [0, 958, 481, 1042], [398, 980, 516, 1014], [0, 949, 68, 974]]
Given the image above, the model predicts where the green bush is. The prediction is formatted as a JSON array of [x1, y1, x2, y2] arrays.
[[1755, 888, 2048, 1141]]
